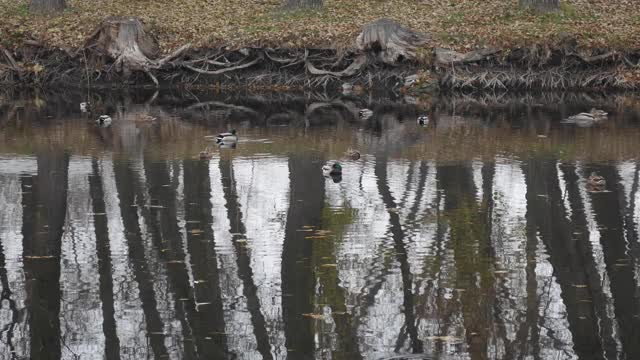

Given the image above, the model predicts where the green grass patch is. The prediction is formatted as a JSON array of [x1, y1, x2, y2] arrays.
[[538, 3, 585, 23], [15, 3, 29, 17], [441, 10, 467, 26]]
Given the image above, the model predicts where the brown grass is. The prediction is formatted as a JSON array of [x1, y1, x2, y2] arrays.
[[1, 0, 639, 53]]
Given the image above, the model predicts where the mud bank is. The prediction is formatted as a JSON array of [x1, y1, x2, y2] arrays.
[[1, 17, 639, 92]]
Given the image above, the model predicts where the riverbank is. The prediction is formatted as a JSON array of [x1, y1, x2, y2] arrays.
[[1, 0, 640, 90]]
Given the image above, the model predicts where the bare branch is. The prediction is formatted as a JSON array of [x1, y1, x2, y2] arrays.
[[306, 55, 366, 77], [183, 54, 262, 75], [154, 43, 191, 67]]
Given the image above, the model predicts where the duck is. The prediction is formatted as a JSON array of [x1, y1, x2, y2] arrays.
[[587, 172, 606, 192], [562, 108, 608, 127], [322, 162, 342, 177], [199, 145, 214, 160], [358, 109, 373, 120], [96, 115, 112, 128], [199, 151, 213, 160], [216, 129, 237, 144], [417, 115, 429, 127], [590, 108, 608, 117], [132, 114, 157, 124], [345, 148, 361, 160], [80, 102, 91, 113], [218, 142, 237, 149]]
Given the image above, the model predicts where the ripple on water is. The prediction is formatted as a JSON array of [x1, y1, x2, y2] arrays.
[[2, 91, 640, 359]]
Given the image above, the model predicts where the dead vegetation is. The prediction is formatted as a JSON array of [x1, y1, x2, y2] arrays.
[[1, 0, 639, 51], [1, 0, 640, 90]]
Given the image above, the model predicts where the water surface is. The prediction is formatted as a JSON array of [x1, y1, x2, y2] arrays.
[[1, 89, 640, 359]]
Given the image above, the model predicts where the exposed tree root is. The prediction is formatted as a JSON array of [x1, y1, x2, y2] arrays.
[[77, 17, 422, 87], [2, 17, 640, 92], [183, 52, 263, 75], [437, 66, 635, 91]]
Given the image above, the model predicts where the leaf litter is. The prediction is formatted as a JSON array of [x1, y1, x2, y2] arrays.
[[2, 0, 638, 53]]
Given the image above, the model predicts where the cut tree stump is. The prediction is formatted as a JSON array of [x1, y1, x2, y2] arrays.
[[355, 18, 429, 65], [29, 0, 65, 14], [519, 0, 559, 13], [85, 17, 159, 78], [85, 17, 190, 85]]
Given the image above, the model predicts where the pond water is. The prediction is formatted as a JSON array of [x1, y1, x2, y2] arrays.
[[1, 89, 640, 360]]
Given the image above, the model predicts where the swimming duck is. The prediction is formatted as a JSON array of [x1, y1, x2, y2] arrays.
[[417, 115, 429, 127], [132, 114, 157, 123], [345, 148, 361, 160], [562, 109, 608, 127], [199, 145, 214, 160], [587, 172, 606, 190], [199, 151, 213, 160], [216, 129, 237, 144], [587, 172, 606, 192], [322, 162, 342, 177], [96, 115, 112, 128], [80, 102, 91, 113], [218, 142, 237, 149], [358, 109, 373, 120]]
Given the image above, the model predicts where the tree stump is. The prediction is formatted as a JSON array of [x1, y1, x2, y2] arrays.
[[84, 17, 191, 85], [29, 0, 65, 14], [285, 0, 322, 9], [355, 18, 429, 65], [85, 17, 160, 79], [519, 0, 559, 13]]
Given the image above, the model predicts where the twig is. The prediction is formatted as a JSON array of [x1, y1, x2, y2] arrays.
[[183, 54, 261, 75], [0, 47, 20, 71], [624, 56, 640, 68], [306, 54, 366, 77], [144, 67, 159, 87], [154, 43, 191, 68]]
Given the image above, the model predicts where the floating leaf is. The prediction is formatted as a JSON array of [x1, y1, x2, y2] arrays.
[[302, 313, 325, 320], [426, 336, 462, 342], [305, 235, 327, 240]]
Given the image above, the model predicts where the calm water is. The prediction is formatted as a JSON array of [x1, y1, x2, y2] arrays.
[[1, 89, 640, 360]]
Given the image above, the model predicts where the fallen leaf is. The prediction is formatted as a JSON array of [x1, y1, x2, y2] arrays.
[[302, 313, 325, 320]]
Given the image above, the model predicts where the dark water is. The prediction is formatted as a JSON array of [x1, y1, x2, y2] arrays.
[[1, 89, 640, 359]]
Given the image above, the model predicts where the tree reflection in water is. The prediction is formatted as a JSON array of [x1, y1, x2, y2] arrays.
[[0, 89, 639, 359]]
